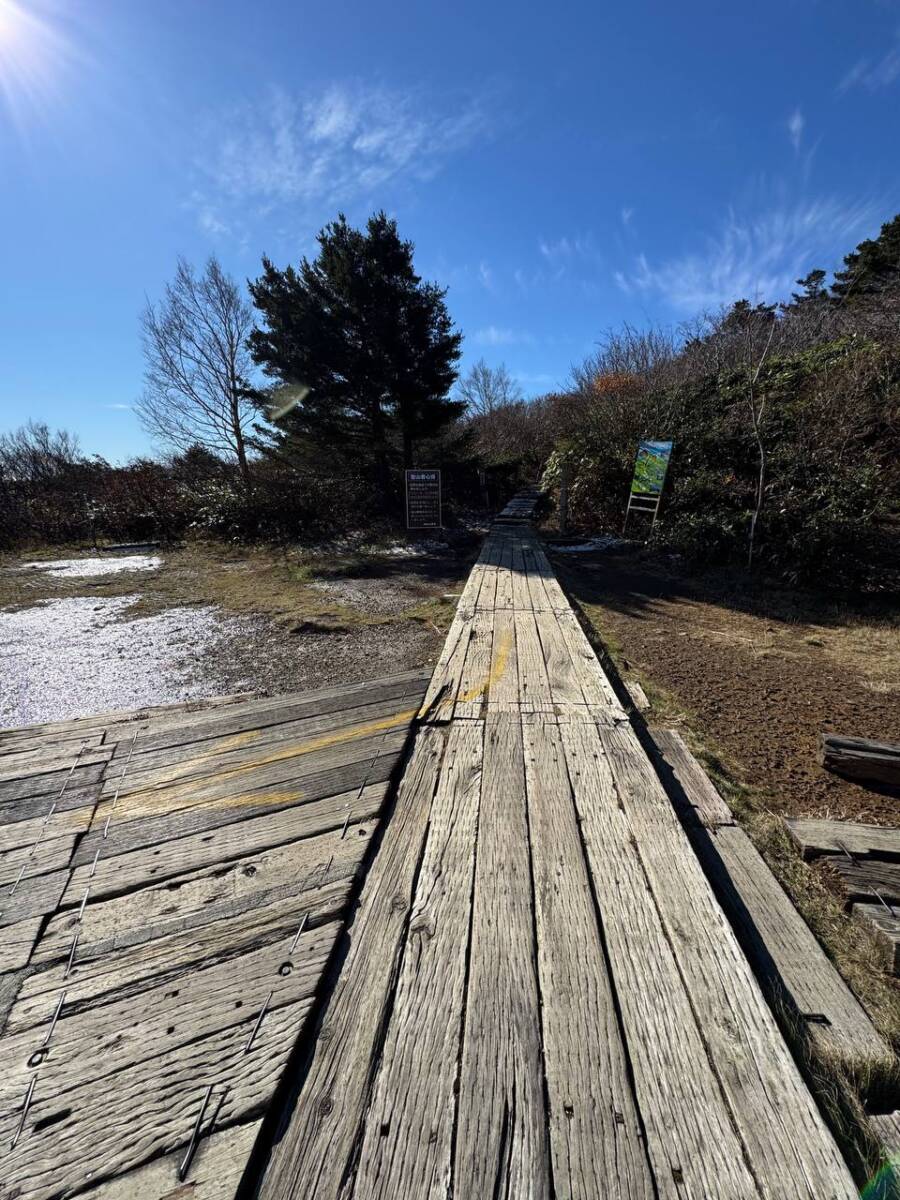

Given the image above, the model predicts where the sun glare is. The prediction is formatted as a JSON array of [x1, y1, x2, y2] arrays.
[[0, 0, 77, 130]]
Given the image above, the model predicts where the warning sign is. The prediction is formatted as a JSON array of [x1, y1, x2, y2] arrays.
[[405, 469, 442, 529]]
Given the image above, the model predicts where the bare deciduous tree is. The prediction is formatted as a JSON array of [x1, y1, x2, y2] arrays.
[[137, 257, 255, 489], [457, 359, 523, 416], [0, 421, 82, 482]]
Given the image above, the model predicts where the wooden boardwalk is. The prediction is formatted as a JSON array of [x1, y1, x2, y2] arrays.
[[0, 672, 428, 1200], [0, 511, 865, 1198], [257, 523, 859, 1200]]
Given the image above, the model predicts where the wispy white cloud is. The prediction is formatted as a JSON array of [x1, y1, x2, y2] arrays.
[[101, 403, 132, 411], [621, 207, 634, 228], [787, 108, 805, 152], [838, 40, 900, 93], [473, 325, 533, 347], [538, 234, 599, 266], [615, 195, 882, 312], [192, 82, 491, 237], [478, 261, 495, 291]]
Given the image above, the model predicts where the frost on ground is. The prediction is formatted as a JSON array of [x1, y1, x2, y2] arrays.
[[18, 554, 162, 577], [0, 596, 250, 727], [548, 536, 626, 553]]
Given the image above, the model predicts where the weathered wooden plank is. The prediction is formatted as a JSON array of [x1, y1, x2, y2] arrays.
[[486, 609, 519, 712], [0, 730, 106, 760], [553, 608, 625, 720], [37, 823, 372, 962], [786, 818, 900, 862], [62, 783, 385, 904], [599, 723, 859, 1198], [0, 688, 264, 741], [0, 743, 111, 785], [0, 865, 69, 926], [417, 612, 474, 719], [649, 728, 735, 828], [453, 610, 493, 720], [74, 1120, 261, 1200], [352, 722, 482, 1198], [560, 721, 759, 1197], [104, 694, 419, 796], [534, 609, 590, 709], [0, 761, 106, 805], [453, 714, 550, 1199], [0, 830, 76, 885], [73, 779, 388, 868], [0, 915, 43, 973], [523, 720, 653, 1199], [91, 729, 406, 828], [11, 905, 339, 1035], [820, 732, 900, 787], [112, 671, 428, 760], [256, 724, 444, 1200], [0, 999, 310, 1200], [0, 788, 99, 843], [624, 678, 650, 712], [515, 608, 554, 711], [0, 922, 338, 1112], [828, 858, 900, 905], [852, 902, 900, 975], [692, 823, 894, 1080]]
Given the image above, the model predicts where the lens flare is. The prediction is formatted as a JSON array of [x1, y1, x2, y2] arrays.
[[0, 0, 78, 132]]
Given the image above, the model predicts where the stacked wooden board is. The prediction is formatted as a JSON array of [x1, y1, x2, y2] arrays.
[[788, 817, 900, 977], [0, 672, 429, 1200], [256, 517, 862, 1199]]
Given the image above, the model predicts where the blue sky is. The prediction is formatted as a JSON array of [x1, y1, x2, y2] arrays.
[[1, 0, 898, 461]]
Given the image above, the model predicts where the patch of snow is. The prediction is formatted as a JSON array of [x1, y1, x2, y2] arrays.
[[19, 555, 162, 578], [548, 536, 626, 553]]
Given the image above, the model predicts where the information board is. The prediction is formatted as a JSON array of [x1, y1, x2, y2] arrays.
[[405, 469, 442, 529], [631, 440, 674, 495]]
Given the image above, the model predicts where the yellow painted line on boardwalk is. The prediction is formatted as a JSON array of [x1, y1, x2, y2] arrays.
[[99, 707, 420, 819], [425, 625, 513, 715]]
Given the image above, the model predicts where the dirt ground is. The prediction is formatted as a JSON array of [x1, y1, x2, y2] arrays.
[[0, 540, 474, 728], [556, 548, 900, 825]]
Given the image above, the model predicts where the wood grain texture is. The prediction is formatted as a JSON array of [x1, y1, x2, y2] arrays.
[[0, 923, 339, 1112], [828, 858, 900, 905], [692, 823, 893, 1079], [523, 720, 653, 1200], [453, 714, 550, 1200], [74, 1120, 262, 1200], [37, 824, 372, 962], [0, 1000, 311, 1200], [352, 722, 483, 1199], [852, 902, 900, 975], [600, 723, 859, 1198], [786, 817, 900, 862], [256, 724, 444, 1200], [649, 727, 735, 827], [561, 720, 758, 1198]]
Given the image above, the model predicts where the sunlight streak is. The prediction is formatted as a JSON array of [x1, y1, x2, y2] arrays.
[[0, 0, 80, 134]]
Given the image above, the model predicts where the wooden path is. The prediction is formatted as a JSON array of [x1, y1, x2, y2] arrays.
[[257, 521, 860, 1200], [0, 671, 428, 1200]]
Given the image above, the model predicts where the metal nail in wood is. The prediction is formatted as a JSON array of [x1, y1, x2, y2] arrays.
[[11, 1075, 37, 1150], [244, 990, 274, 1054], [63, 932, 79, 980], [41, 991, 66, 1048], [289, 912, 308, 953], [178, 1084, 213, 1182]]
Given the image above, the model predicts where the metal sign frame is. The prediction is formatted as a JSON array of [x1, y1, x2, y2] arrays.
[[623, 440, 673, 534]]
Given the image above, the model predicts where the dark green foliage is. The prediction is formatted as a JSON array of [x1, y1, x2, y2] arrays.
[[248, 212, 463, 510], [831, 214, 900, 304]]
